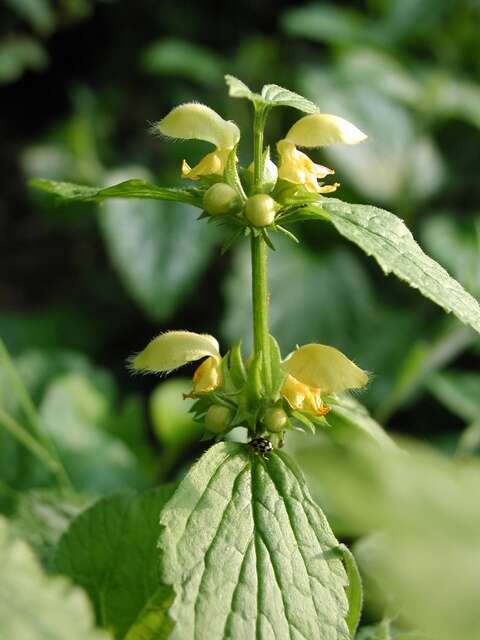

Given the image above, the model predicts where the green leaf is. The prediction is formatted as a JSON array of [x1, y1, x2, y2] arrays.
[[159, 442, 350, 640], [260, 83, 318, 113], [225, 74, 318, 113], [12, 489, 91, 569], [0, 517, 109, 640], [316, 199, 480, 334], [98, 169, 220, 321], [55, 486, 176, 640], [29, 178, 203, 207]]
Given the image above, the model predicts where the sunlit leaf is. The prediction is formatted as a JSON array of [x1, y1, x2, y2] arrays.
[[160, 442, 351, 639]]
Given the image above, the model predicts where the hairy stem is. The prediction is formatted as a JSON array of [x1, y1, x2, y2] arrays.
[[251, 107, 272, 391]]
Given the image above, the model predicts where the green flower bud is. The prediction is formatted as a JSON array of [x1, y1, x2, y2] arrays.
[[263, 407, 288, 433], [205, 404, 232, 434], [203, 183, 239, 216], [245, 194, 276, 227]]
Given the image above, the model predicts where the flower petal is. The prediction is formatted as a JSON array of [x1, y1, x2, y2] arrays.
[[192, 356, 222, 393], [285, 113, 367, 147], [181, 149, 230, 180], [282, 344, 368, 394], [131, 330, 220, 374], [282, 374, 324, 414], [155, 103, 240, 149], [277, 139, 335, 193]]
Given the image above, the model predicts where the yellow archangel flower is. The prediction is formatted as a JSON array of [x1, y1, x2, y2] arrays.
[[154, 103, 240, 180], [277, 113, 367, 193], [131, 331, 368, 416]]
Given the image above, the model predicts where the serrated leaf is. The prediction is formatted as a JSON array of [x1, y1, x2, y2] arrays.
[[54, 486, 175, 640], [29, 178, 203, 206], [225, 74, 318, 113], [316, 199, 480, 334], [159, 442, 350, 640], [261, 82, 318, 113], [0, 517, 109, 640]]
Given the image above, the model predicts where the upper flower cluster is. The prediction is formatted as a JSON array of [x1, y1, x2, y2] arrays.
[[152, 101, 366, 196]]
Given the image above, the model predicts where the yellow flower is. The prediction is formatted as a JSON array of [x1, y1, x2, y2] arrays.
[[130, 330, 222, 395], [154, 103, 240, 180], [277, 140, 338, 194], [277, 112, 367, 193], [281, 343, 368, 416], [131, 332, 368, 412]]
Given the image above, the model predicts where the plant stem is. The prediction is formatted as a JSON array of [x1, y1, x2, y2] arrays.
[[251, 106, 272, 392], [251, 233, 272, 391]]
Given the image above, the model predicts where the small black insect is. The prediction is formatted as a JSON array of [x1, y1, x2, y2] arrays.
[[249, 437, 273, 457]]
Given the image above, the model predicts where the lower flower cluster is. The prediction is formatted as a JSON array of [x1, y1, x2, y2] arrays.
[[131, 331, 368, 448]]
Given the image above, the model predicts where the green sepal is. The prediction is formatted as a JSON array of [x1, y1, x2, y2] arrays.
[[291, 410, 316, 434], [261, 227, 276, 251], [246, 353, 264, 403], [228, 342, 247, 388], [268, 335, 287, 400], [274, 224, 300, 243], [223, 145, 246, 199]]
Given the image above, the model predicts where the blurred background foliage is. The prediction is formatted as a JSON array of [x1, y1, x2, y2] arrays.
[[1, 0, 480, 637]]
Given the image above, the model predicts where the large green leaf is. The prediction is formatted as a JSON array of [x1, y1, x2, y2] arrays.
[[315, 199, 480, 334], [29, 178, 202, 206], [55, 487, 175, 640], [0, 517, 109, 640], [98, 170, 219, 321], [159, 442, 351, 640]]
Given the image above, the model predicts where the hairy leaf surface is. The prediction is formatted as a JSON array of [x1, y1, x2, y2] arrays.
[[159, 442, 350, 640]]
